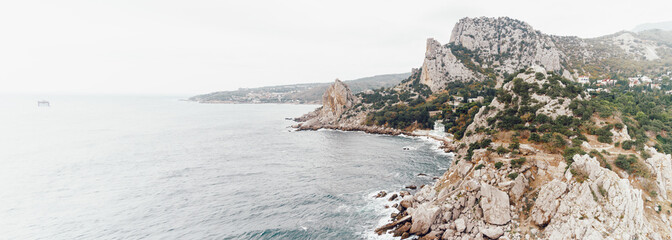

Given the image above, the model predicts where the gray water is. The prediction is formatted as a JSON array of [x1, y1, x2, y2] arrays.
[[0, 95, 452, 239]]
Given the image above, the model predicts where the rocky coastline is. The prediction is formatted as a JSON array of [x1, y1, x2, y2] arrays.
[[294, 17, 672, 240]]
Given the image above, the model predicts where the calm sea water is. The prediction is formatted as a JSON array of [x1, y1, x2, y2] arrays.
[[0, 95, 452, 239]]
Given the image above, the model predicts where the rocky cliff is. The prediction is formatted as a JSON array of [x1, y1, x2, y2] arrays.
[[382, 151, 671, 239], [410, 17, 671, 94], [295, 17, 672, 239], [418, 38, 481, 92], [450, 17, 564, 73], [374, 69, 672, 240], [296, 79, 403, 134]]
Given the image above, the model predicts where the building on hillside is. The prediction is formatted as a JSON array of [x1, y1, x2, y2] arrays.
[[596, 79, 616, 86], [587, 88, 610, 93], [629, 78, 642, 87], [641, 76, 652, 83], [650, 83, 662, 90], [578, 76, 590, 84], [468, 96, 484, 103]]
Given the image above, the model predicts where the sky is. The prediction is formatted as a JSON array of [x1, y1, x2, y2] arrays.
[[1, 0, 671, 95]]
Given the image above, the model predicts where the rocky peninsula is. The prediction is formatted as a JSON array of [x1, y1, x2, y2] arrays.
[[296, 17, 672, 239]]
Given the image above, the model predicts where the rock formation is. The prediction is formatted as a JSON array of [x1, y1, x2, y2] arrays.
[[292, 17, 672, 239], [296, 79, 403, 135], [450, 17, 564, 73], [419, 38, 480, 92]]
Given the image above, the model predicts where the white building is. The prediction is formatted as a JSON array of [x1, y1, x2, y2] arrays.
[[578, 76, 590, 84], [641, 76, 652, 83]]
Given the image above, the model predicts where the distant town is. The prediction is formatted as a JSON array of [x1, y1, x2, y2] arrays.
[[580, 71, 672, 93]]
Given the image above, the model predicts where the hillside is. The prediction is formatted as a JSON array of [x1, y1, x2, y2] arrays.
[[296, 17, 672, 240], [189, 73, 409, 104]]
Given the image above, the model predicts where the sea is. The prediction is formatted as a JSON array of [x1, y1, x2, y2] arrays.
[[0, 95, 453, 239]]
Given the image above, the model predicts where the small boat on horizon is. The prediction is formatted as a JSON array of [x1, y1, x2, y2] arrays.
[[38, 100, 50, 107]]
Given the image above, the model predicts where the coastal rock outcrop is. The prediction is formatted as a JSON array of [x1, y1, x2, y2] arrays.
[[296, 79, 406, 135], [299, 79, 357, 127]]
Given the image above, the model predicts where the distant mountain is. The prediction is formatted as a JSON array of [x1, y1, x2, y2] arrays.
[[189, 73, 410, 104], [633, 21, 672, 32], [637, 29, 672, 47]]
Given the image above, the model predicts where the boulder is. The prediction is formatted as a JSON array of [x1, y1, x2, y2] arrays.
[[409, 203, 441, 235], [393, 222, 412, 237], [457, 161, 474, 177], [400, 198, 413, 209], [530, 179, 566, 226], [419, 230, 443, 240], [442, 229, 455, 239], [388, 193, 399, 201], [479, 184, 511, 225], [509, 174, 528, 201], [481, 227, 504, 239], [455, 218, 466, 232]]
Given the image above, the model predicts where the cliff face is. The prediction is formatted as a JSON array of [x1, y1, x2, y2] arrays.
[[319, 79, 356, 122], [295, 17, 672, 239], [450, 17, 564, 73], [419, 38, 480, 92], [414, 17, 671, 94], [415, 17, 569, 93], [376, 67, 672, 239], [296, 79, 403, 134]]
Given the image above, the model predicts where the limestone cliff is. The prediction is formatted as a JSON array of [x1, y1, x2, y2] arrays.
[[379, 150, 672, 239], [292, 18, 672, 239], [450, 17, 564, 73], [296, 79, 402, 134], [375, 66, 672, 239], [419, 38, 480, 92], [409, 17, 671, 94]]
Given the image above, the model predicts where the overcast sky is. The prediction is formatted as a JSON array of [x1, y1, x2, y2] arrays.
[[1, 0, 670, 95]]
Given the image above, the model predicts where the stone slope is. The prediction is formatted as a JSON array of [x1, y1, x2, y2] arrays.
[[375, 66, 672, 239], [381, 150, 672, 239]]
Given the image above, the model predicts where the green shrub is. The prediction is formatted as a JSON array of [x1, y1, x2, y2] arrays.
[[509, 141, 520, 151], [529, 133, 541, 142], [597, 135, 612, 143], [475, 164, 484, 170], [495, 162, 503, 169], [563, 147, 586, 165], [507, 172, 519, 180], [553, 135, 567, 148], [511, 157, 526, 168], [535, 72, 545, 80], [571, 138, 583, 147], [541, 133, 553, 143], [496, 146, 508, 155], [614, 154, 649, 177]]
